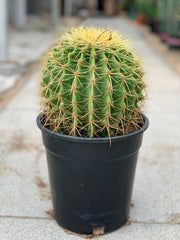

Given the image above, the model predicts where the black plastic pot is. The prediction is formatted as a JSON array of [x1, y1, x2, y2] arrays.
[[37, 114, 149, 235]]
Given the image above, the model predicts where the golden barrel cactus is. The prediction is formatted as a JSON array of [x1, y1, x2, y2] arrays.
[[41, 27, 146, 137]]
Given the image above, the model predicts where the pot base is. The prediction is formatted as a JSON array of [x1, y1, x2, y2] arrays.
[[56, 215, 128, 236], [60, 218, 129, 236]]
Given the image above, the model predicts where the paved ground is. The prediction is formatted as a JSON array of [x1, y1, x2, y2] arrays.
[[0, 17, 180, 240], [0, 19, 59, 94], [129, 17, 180, 75], [0, 17, 82, 94]]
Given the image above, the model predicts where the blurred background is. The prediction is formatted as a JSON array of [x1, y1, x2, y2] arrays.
[[1, 0, 180, 94], [0, 1, 180, 239]]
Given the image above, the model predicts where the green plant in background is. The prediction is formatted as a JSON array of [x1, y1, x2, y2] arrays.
[[151, 0, 158, 20], [145, 0, 153, 19], [135, 0, 149, 14], [167, 0, 180, 39], [158, 0, 167, 35], [41, 27, 146, 138], [177, 2, 180, 20], [122, 0, 136, 19], [146, 0, 159, 32], [147, 0, 158, 20]]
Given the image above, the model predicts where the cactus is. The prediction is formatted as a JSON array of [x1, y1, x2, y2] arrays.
[[41, 27, 146, 138]]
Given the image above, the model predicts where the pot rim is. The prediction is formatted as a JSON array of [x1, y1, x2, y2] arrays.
[[37, 113, 149, 143]]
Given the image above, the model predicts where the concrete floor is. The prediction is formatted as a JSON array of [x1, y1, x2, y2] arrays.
[[0, 19, 60, 94], [0, 17, 81, 94], [0, 17, 180, 239]]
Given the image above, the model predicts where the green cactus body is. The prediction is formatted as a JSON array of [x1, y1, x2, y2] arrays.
[[41, 27, 145, 137]]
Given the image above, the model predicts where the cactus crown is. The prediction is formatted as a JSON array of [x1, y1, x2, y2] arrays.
[[41, 26, 146, 138]]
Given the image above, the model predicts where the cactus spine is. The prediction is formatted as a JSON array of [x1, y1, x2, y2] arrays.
[[41, 27, 145, 137]]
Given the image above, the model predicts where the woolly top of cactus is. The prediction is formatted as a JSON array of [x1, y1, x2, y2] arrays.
[[61, 26, 132, 49]]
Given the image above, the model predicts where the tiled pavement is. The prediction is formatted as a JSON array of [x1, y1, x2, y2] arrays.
[[0, 17, 180, 240]]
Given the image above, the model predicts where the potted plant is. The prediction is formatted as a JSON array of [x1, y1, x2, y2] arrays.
[[166, 0, 180, 48], [135, 0, 148, 24], [37, 26, 149, 236], [123, 0, 136, 20], [158, 0, 168, 42], [148, 0, 159, 33]]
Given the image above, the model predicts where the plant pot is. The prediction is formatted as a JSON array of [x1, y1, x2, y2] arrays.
[[37, 113, 149, 236], [167, 36, 180, 49], [136, 14, 147, 25], [159, 32, 168, 42]]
